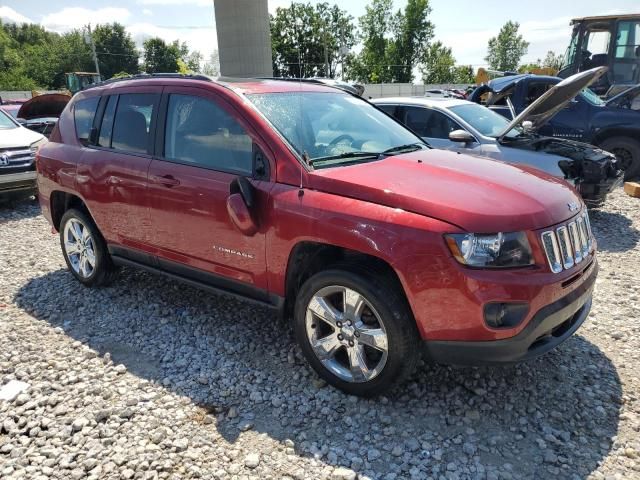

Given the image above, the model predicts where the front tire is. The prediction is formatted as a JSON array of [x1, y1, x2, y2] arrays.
[[293, 264, 419, 396], [600, 136, 640, 180], [59, 208, 117, 287]]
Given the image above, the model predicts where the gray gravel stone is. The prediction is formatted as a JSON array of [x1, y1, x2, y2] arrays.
[[0, 189, 638, 479]]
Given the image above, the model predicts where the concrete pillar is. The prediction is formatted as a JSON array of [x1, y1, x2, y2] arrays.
[[213, 0, 273, 78]]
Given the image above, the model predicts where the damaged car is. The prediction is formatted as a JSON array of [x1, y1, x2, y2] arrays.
[[469, 67, 640, 179], [374, 68, 623, 207], [0, 93, 70, 139]]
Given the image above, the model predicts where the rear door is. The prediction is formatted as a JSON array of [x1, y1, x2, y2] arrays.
[[75, 87, 161, 250], [146, 86, 271, 296]]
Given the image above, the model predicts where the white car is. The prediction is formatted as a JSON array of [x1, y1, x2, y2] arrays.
[[372, 69, 623, 207], [424, 89, 451, 98], [0, 108, 47, 202]]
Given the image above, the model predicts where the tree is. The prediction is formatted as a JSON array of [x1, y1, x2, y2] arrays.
[[184, 50, 203, 72], [452, 65, 475, 84], [93, 23, 139, 79], [542, 50, 563, 71], [270, 2, 356, 78], [142, 37, 180, 73], [348, 0, 433, 83], [421, 41, 455, 83], [202, 50, 220, 77], [485, 21, 529, 72]]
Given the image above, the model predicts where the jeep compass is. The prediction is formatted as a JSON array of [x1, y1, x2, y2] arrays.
[[36, 75, 598, 396]]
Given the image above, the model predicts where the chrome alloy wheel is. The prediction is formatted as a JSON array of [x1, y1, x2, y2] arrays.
[[305, 285, 388, 383], [63, 218, 96, 279]]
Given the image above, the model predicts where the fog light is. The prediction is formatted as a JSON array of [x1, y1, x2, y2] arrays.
[[484, 302, 529, 329]]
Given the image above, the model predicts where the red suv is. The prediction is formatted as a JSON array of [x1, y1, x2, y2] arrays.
[[37, 74, 598, 396]]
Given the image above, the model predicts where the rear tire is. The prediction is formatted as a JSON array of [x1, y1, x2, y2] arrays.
[[59, 208, 117, 287], [600, 136, 640, 180], [293, 263, 419, 396]]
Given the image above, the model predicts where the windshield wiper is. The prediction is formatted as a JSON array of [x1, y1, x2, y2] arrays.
[[380, 143, 425, 155], [309, 151, 381, 165], [309, 143, 426, 166]]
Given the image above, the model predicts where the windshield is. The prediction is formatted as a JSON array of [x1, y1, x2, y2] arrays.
[[0, 109, 18, 129], [580, 87, 605, 106], [248, 92, 423, 167], [449, 103, 522, 138]]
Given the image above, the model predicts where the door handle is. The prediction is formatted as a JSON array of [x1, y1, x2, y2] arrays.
[[150, 174, 180, 187]]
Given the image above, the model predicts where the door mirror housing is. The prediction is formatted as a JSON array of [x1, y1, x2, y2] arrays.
[[449, 129, 476, 144], [233, 176, 255, 208], [228, 176, 258, 236]]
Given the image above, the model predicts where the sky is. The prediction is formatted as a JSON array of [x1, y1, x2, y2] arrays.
[[1, 0, 638, 73]]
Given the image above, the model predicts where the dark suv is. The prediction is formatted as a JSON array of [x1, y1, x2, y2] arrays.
[[37, 74, 598, 396]]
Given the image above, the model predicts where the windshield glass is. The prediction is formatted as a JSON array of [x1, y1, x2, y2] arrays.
[[0, 109, 18, 129], [580, 87, 605, 106], [449, 103, 522, 138], [247, 92, 423, 167]]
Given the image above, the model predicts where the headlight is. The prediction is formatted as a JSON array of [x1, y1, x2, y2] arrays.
[[445, 232, 533, 268], [30, 138, 47, 154]]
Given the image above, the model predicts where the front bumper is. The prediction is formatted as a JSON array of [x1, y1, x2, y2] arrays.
[[578, 170, 624, 207], [423, 259, 597, 365], [0, 171, 37, 196]]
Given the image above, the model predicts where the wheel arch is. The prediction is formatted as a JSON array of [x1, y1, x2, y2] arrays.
[[282, 241, 408, 322], [50, 191, 91, 231], [592, 127, 640, 147]]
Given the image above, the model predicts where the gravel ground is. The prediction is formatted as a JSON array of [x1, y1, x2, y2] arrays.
[[1, 188, 639, 480]]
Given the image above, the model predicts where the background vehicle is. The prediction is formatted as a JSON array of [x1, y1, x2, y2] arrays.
[[373, 96, 621, 207], [0, 109, 46, 203], [1, 94, 70, 138], [37, 74, 597, 396], [424, 88, 451, 98], [65, 72, 102, 94], [470, 69, 640, 179], [558, 14, 640, 97]]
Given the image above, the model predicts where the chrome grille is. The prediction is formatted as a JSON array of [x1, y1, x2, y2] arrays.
[[0, 147, 35, 169], [542, 211, 594, 274]]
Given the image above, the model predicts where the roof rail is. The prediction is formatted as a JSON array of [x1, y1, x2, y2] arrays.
[[84, 73, 214, 90]]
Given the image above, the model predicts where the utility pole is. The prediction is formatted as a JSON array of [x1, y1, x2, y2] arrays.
[[323, 27, 329, 78], [85, 24, 101, 77]]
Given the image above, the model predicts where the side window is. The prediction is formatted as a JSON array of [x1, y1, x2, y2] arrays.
[[98, 95, 118, 148], [615, 21, 640, 59], [524, 82, 553, 107], [404, 106, 461, 139], [376, 104, 397, 118], [74, 97, 99, 145], [164, 94, 253, 175], [111, 93, 158, 154]]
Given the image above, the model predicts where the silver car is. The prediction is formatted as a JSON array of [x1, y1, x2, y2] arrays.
[[372, 69, 622, 206]]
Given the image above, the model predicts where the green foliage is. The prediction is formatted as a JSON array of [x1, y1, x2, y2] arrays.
[[93, 23, 139, 79], [452, 65, 475, 84], [485, 21, 529, 72], [421, 41, 456, 83], [347, 0, 433, 83], [270, 2, 356, 78], [142, 38, 196, 74], [542, 50, 563, 70]]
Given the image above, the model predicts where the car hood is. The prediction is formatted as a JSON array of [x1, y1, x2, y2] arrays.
[[308, 149, 582, 233], [0, 124, 45, 149], [17, 93, 70, 120], [497, 67, 607, 141]]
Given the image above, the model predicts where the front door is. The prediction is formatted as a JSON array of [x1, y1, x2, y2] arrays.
[[146, 87, 271, 295]]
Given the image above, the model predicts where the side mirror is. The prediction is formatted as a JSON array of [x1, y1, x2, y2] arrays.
[[227, 177, 258, 236], [449, 129, 475, 144]]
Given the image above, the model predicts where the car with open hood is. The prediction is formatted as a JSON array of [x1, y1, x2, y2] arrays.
[[10, 93, 70, 138], [470, 67, 640, 180], [373, 68, 623, 207], [36, 74, 598, 396], [0, 108, 46, 202]]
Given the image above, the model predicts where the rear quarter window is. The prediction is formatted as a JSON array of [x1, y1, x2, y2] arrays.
[[74, 97, 99, 145]]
